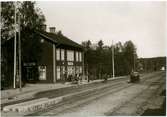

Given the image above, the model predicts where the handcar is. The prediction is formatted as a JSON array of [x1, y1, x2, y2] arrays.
[[130, 71, 140, 83]]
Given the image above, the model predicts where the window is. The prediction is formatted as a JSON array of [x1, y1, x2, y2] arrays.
[[61, 49, 65, 61], [76, 51, 78, 62], [56, 49, 60, 60], [57, 66, 60, 80], [67, 50, 74, 61], [76, 66, 80, 74], [67, 66, 75, 75], [75, 51, 81, 62], [79, 66, 82, 73], [61, 66, 66, 74], [79, 52, 82, 62], [61, 66, 66, 79], [38, 66, 46, 80], [76, 66, 82, 74]]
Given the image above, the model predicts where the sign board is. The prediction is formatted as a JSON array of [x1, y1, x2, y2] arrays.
[[67, 62, 73, 66], [23, 62, 36, 66]]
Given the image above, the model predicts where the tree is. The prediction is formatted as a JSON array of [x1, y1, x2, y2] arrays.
[[1, 1, 46, 60], [19, 1, 45, 31], [2, 1, 46, 61], [82, 39, 138, 79], [114, 42, 125, 76], [123, 41, 137, 74], [1, 2, 15, 41], [97, 40, 103, 50], [81, 40, 92, 64], [82, 40, 92, 50], [19, 1, 46, 62], [1, 2, 16, 88], [1, 1, 46, 85]]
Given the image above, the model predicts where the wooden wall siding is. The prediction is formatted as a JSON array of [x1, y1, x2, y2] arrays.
[[54, 48, 84, 81], [38, 38, 54, 83], [38, 40, 84, 83]]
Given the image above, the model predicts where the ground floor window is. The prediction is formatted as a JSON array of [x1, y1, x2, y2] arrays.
[[67, 66, 75, 76], [79, 66, 82, 73], [26, 67, 34, 80], [76, 66, 82, 74], [59, 66, 66, 81], [57, 66, 61, 80], [61, 66, 66, 76], [38, 66, 46, 80], [76, 66, 80, 74], [66, 66, 74, 82]]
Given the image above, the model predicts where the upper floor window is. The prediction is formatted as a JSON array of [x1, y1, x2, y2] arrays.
[[75, 51, 82, 62], [56, 48, 60, 60], [76, 51, 78, 62], [61, 49, 65, 61], [67, 50, 74, 61], [79, 52, 82, 62]]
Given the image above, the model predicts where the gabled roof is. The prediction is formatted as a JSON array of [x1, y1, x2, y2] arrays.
[[37, 31, 83, 49]]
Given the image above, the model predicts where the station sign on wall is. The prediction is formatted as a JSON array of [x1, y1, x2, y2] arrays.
[[67, 62, 74, 66], [23, 62, 36, 66]]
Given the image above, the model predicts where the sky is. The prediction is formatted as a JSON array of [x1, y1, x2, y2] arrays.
[[37, 1, 166, 58]]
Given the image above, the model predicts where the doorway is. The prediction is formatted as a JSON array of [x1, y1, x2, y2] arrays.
[[23, 63, 38, 83]]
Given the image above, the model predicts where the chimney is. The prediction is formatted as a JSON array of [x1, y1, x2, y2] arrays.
[[49, 27, 56, 33], [41, 24, 47, 31]]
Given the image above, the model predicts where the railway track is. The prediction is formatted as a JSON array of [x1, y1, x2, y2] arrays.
[[27, 72, 164, 116], [27, 80, 129, 116], [1, 77, 127, 109]]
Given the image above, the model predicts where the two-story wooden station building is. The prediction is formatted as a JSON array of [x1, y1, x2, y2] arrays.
[[23, 27, 84, 83]]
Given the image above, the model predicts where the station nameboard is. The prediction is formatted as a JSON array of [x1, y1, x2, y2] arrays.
[[23, 62, 36, 66], [67, 62, 73, 66]]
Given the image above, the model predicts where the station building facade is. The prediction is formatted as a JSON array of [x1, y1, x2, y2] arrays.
[[23, 27, 84, 83], [2, 27, 84, 86]]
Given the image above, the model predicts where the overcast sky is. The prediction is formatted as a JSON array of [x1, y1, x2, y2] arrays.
[[37, 1, 166, 58]]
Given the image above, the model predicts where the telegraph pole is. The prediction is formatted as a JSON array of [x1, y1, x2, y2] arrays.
[[13, 2, 17, 88], [18, 13, 22, 91], [112, 40, 115, 78], [14, 2, 22, 90]]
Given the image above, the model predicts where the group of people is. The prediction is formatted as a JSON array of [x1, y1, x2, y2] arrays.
[[66, 73, 83, 84]]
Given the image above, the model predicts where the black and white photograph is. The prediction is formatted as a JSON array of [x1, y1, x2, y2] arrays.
[[1, 0, 166, 116]]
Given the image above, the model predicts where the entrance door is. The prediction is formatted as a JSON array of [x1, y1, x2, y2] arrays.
[[23, 62, 37, 83], [25, 67, 34, 81]]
